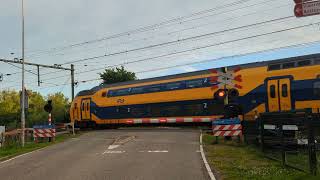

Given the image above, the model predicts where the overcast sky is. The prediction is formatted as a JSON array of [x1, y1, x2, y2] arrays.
[[1, 0, 320, 99]]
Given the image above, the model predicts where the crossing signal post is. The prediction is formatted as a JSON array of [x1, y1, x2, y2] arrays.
[[210, 67, 243, 119], [44, 100, 53, 142], [44, 100, 53, 125], [210, 67, 242, 105]]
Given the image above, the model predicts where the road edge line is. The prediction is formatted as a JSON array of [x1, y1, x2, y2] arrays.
[[0, 146, 47, 164], [200, 131, 216, 180], [0, 133, 81, 164]]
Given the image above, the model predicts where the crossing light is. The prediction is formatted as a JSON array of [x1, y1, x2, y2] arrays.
[[44, 100, 53, 113], [218, 91, 225, 97], [214, 89, 227, 101], [228, 88, 239, 98]]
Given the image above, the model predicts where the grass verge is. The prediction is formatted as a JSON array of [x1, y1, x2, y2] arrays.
[[202, 134, 320, 180], [0, 133, 81, 161]]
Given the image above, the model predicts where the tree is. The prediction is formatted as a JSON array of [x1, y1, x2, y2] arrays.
[[99, 66, 137, 85], [0, 90, 71, 128]]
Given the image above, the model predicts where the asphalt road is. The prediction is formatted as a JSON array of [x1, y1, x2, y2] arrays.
[[0, 128, 209, 180]]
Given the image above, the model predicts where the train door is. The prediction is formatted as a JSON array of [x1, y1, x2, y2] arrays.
[[267, 78, 292, 112], [81, 99, 91, 120]]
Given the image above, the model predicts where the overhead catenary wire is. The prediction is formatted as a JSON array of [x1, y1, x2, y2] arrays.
[[4, 36, 320, 91], [74, 39, 320, 85], [27, 22, 317, 85], [65, 21, 317, 75], [75, 40, 320, 83], [62, 15, 295, 65], [3, 18, 317, 88], [25, 0, 263, 57], [28, 0, 289, 61]]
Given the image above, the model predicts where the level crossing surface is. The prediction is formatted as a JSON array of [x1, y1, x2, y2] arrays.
[[0, 128, 209, 180]]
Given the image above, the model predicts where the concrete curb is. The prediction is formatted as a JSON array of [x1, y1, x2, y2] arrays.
[[200, 131, 216, 180]]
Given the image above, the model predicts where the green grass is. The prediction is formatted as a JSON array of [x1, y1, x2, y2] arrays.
[[0, 133, 81, 160], [202, 134, 320, 180]]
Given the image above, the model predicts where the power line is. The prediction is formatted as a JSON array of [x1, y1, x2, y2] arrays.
[[28, 0, 286, 61], [3, 19, 316, 87], [67, 21, 316, 75], [33, 21, 317, 83], [25, 0, 257, 57], [76, 39, 320, 85], [62, 15, 294, 65], [4, 38, 320, 91]]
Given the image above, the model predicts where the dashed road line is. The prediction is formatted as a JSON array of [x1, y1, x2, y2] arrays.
[[102, 150, 125, 154], [147, 150, 168, 153]]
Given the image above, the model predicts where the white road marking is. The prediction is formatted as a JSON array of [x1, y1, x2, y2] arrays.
[[102, 150, 125, 154], [200, 131, 216, 180], [107, 145, 119, 150], [0, 146, 48, 165], [147, 150, 168, 153]]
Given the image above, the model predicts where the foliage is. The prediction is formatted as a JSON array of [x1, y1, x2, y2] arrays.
[[0, 90, 70, 129], [99, 66, 137, 85]]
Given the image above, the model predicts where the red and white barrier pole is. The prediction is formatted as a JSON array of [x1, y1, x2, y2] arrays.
[[48, 113, 52, 125]]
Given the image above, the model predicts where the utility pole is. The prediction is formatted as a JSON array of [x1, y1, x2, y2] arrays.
[[21, 0, 25, 147], [71, 64, 75, 100], [37, 65, 40, 86]]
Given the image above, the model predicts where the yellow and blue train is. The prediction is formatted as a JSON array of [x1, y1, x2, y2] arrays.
[[70, 53, 320, 127]]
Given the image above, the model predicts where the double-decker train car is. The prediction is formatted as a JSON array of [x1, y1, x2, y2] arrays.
[[70, 53, 320, 127]]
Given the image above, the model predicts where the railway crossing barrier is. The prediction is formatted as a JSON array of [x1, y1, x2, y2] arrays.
[[212, 118, 242, 143], [33, 125, 56, 142], [124, 116, 221, 124]]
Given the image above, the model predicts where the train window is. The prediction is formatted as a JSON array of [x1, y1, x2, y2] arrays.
[[270, 85, 276, 98], [113, 88, 130, 96], [186, 79, 203, 88], [297, 60, 311, 67], [282, 84, 288, 97], [268, 64, 281, 71], [87, 103, 89, 111], [82, 103, 85, 111], [314, 81, 320, 97], [107, 91, 114, 97], [165, 82, 181, 90], [282, 62, 295, 69], [102, 91, 107, 97], [131, 87, 144, 94], [145, 85, 162, 93]]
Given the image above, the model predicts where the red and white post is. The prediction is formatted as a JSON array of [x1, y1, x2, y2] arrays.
[[48, 113, 52, 125]]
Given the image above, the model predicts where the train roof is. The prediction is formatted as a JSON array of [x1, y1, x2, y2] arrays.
[[76, 53, 320, 97]]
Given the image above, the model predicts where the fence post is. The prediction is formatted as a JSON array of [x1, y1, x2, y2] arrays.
[[280, 122, 286, 167], [259, 117, 265, 152], [242, 121, 247, 144], [307, 114, 317, 175]]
